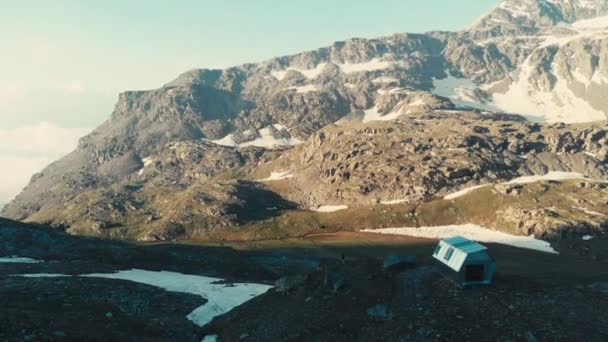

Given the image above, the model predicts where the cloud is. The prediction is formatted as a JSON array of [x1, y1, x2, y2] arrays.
[[0, 122, 90, 204]]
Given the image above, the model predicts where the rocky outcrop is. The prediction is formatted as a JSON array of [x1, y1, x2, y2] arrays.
[[258, 111, 608, 208]]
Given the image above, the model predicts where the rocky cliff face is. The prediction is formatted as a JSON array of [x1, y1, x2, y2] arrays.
[[3, 0, 608, 241]]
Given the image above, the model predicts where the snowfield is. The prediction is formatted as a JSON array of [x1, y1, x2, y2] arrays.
[[362, 224, 558, 254], [12, 269, 272, 329], [493, 55, 607, 123]]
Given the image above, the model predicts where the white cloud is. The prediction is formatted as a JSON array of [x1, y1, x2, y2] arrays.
[[0, 122, 90, 204], [0, 122, 90, 157]]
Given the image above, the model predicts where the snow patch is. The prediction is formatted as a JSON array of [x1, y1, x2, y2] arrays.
[[257, 170, 294, 182], [362, 106, 404, 123], [372, 76, 399, 84], [271, 63, 328, 81], [432, 72, 498, 111], [210, 134, 237, 147], [82, 269, 272, 327], [498, 1, 531, 19], [582, 235, 594, 241], [211, 127, 302, 149], [574, 207, 606, 217], [380, 199, 408, 205], [338, 59, 391, 74], [505, 171, 586, 185], [14, 273, 70, 278], [311, 205, 348, 213], [0, 256, 42, 263], [284, 85, 320, 94], [362, 224, 558, 254], [444, 184, 491, 200], [138, 157, 154, 176], [377, 87, 409, 95], [571, 15, 608, 30]]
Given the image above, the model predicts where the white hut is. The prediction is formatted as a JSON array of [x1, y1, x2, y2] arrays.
[[433, 236, 495, 287]]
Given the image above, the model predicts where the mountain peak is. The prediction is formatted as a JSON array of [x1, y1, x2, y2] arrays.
[[469, 0, 608, 38]]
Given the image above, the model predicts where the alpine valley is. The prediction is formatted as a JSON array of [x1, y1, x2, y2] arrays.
[[3, 1, 608, 341]]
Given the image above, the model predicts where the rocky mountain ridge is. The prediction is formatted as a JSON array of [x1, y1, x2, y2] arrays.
[[2, 0, 608, 242]]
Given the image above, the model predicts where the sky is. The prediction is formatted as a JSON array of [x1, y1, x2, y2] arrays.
[[0, 0, 499, 206]]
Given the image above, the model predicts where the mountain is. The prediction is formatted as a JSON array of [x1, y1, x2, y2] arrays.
[[3, 0, 608, 242]]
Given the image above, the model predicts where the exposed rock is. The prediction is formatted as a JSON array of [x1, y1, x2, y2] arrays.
[[383, 254, 417, 273], [275, 275, 307, 293]]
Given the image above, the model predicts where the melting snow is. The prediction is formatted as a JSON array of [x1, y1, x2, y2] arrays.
[[82, 269, 272, 327], [362, 106, 404, 123], [338, 58, 391, 74], [498, 1, 531, 19], [377, 87, 409, 95], [372, 76, 399, 84], [14, 273, 70, 278], [574, 207, 606, 217], [0, 256, 42, 263], [380, 199, 409, 205], [432, 72, 498, 111], [257, 170, 294, 182], [571, 14, 608, 30], [284, 85, 320, 94], [362, 224, 558, 254], [444, 184, 491, 200], [271, 63, 328, 81], [138, 157, 154, 176], [493, 53, 607, 123], [211, 127, 303, 149], [211, 134, 237, 147], [505, 171, 586, 185], [312, 205, 348, 213]]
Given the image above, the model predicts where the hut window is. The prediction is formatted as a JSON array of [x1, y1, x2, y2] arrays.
[[433, 245, 442, 255], [444, 247, 454, 261]]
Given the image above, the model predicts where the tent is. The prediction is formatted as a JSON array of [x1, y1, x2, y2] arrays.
[[432, 236, 495, 287]]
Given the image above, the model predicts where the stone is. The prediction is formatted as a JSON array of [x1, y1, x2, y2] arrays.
[[382, 254, 417, 272]]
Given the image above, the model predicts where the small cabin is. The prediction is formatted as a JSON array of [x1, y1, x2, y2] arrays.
[[432, 236, 495, 287]]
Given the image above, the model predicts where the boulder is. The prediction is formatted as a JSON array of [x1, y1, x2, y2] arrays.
[[383, 254, 417, 272], [275, 275, 307, 293]]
